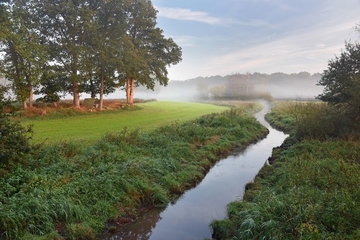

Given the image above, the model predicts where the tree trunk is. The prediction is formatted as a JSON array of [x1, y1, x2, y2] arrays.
[[99, 70, 104, 111], [28, 82, 33, 108], [22, 100, 27, 109], [72, 55, 80, 108], [126, 77, 135, 105], [73, 81, 80, 108]]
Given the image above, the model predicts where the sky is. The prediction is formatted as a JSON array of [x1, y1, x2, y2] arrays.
[[152, 0, 360, 80]]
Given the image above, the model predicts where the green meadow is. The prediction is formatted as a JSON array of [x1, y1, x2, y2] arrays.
[[21, 101, 229, 144]]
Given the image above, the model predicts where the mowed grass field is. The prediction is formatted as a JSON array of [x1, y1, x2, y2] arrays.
[[21, 101, 229, 144]]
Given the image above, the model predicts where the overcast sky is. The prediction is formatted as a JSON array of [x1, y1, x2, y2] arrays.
[[152, 0, 360, 80]]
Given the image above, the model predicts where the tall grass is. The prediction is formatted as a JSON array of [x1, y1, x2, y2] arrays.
[[212, 139, 360, 239], [1, 102, 267, 239], [211, 101, 360, 239]]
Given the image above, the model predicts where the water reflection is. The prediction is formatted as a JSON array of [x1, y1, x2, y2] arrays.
[[100, 102, 288, 240]]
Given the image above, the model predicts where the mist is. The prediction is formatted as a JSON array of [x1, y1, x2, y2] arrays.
[[125, 72, 324, 102]]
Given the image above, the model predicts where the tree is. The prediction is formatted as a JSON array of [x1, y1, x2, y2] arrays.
[[34, 65, 67, 106], [317, 42, 360, 121], [0, 0, 47, 109], [0, 83, 32, 169], [81, 0, 126, 110], [121, 0, 182, 105], [209, 85, 226, 99], [225, 73, 254, 99], [34, 0, 101, 108]]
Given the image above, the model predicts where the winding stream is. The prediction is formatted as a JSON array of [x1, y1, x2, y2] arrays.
[[100, 102, 288, 240]]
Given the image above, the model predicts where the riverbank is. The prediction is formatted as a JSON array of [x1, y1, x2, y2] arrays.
[[211, 101, 360, 239], [0, 102, 268, 239], [99, 101, 288, 239]]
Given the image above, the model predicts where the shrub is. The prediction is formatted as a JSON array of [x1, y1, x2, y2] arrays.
[[0, 94, 33, 170]]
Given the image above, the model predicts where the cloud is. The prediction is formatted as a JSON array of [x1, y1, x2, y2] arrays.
[[156, 6, 273, 28], [170, 35, 197, 47], [156, 6, 223, 25]]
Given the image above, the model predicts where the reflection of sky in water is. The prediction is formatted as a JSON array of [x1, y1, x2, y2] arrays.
[[102, 102, 288, 240]]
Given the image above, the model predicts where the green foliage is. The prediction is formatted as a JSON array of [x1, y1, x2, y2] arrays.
[[266, 101, 360, 139], [121, 0, 182, 104], [265, 101, 297, 133], [212, 99, 360, 239], [317, 41, 360, 121], [34, 66, 67, 104], [0, 0, 47, 107], [1, 0, 182, 107], [0, 87, 33, 170], [0, 103, 267, 239], [0, 114, 33, 168], [211, 139, 360, 240]]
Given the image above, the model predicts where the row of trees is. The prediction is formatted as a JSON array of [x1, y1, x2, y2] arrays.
[[0, 0, 182, 110], [192, 71, 321, 100]]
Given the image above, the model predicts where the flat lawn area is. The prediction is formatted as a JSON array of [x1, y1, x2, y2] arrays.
[[21, 101, 229, 144]]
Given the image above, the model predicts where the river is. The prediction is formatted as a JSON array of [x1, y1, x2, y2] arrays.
[[100, 102, 288, 240]]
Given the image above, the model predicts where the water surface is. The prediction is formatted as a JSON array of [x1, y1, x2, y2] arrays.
[[101, 103, 288, 240]]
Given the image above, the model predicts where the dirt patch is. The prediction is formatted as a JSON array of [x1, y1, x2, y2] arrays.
[[191, 135, 220, 150]]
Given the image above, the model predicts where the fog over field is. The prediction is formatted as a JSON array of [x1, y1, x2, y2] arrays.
[[131, 72, 324, 101], [32, 71, 323, 102]]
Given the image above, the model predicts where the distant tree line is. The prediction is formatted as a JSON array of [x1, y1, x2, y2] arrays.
[[0, 0, 182, 110], [162, 71, 322, 101]]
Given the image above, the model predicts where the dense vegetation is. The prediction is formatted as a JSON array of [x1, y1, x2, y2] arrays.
[[0, 0, 181, 108], [210, 38, 360, 239], [0, 85, 33, 172], [0, 102, 267, 239], [211, 101, 360, 239]]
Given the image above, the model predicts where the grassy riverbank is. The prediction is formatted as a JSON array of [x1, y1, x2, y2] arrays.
[[211, 101, 360, 239], [0, 102, 267, 239]]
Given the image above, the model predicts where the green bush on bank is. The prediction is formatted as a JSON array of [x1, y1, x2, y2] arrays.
[[265, 101, 360, 139], [0, 93, 33, 174], [0, 104, 267, 239], [211, 101, 360, 239]]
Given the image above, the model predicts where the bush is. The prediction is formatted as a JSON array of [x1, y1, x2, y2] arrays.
[[0, 113, 33, 168], [266, 101, 360, 140], [0, 89, 33, 170]]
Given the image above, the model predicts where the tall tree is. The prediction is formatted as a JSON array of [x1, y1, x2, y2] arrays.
[[34, 0, 99, 108], [81, 0, 126, 110], [121, 0, 182, 105], [0, 0, 47, 108], [317, 41, 360, 120]]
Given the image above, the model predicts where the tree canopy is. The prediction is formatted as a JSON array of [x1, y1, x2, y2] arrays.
[[317, 41, 360, 120], [0, 0, 47, 108], [0, 0, 182, 108], [121, 0, 182, 104]]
